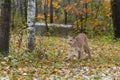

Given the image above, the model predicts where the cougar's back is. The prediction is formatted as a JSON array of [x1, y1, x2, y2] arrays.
[[71, 33, 88, 48]]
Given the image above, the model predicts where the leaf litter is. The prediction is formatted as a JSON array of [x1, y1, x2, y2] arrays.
[[0, 35, 120, 79]]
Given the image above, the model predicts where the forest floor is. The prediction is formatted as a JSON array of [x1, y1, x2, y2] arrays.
[[0, 34, 120, 80]]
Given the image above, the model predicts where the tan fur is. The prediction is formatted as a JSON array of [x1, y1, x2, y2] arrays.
[[67, 33, 91, 61]]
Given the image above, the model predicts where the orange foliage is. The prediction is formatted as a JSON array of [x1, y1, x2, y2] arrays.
[[37, 14, 44, 19], [72, 8, 79, 16], [65, 5, 72, 12], [83, 8, 87, 13], [85, 0, 91, 3], [41, 0, 52, 8], [41, 0, 44, 9], [48, 0, 50, 7], [103, 0, 111, 8]]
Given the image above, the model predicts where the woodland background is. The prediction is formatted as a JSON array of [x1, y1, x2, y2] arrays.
[[0, 0, 120, 80]]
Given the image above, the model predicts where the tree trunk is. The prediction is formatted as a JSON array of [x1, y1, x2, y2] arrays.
[[20, 0, 23, 17], [0, 0, 11, 56], [64, 11, 67, 24], [111, 0, 120, 38], [64, 1, 67, 24], [24, 0, 28, 23], [44, 0, 49, 31], [50, 0, 53, 23], [27, 0, 36, 51], [11, 0, 15, 30]]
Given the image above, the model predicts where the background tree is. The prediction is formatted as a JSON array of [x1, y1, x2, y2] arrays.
[[27, 0, 36, 51], [44, 0, 49, 31], [0, 0, 11, 56], [64, 0, 68, 24], [50, 0, 53, 23], [111, 0, 120, 38]]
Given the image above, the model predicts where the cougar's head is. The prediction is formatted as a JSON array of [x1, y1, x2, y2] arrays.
[[68, 36, 74, 45]]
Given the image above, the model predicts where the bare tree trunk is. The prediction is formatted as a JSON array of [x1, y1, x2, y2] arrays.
[[24, 0, 28, 23], [64, 11, 67, 24], [20, 0, 28, 26], [84, 2, 88, 21], [111, 0, 120, 38], [20, 0, 23, 17], [11, 0, 15, 30], [84, 1, 88, 29], [80, 3, 84, 33], [64, 1, 67, 24], [44, 0, 49, 31], [0, 0, 11, 56], [27, 0, 36, 51], [50, 0, 53, 23]]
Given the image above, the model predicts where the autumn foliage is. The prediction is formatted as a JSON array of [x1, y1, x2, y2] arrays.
[[37, 0, 111, 35]]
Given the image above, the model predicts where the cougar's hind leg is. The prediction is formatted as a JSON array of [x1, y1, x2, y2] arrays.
[[78, 50, 82, 60], [84, 45, 91, 59]]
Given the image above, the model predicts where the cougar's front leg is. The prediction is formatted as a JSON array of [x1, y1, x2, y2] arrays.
[[66, 48, 75, 60], [78, 50, 82, 60]]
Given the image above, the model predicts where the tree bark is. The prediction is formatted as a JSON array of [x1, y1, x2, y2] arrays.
[[0, 0, 11, 56], [11, 0, 15, 30], [44, 0, 49, 31], [64, 11, 67, 24], [111, 0, 120, 38], [64, 1, 67, 24], [23, 0, 28, 24], [50, 0, 53, 23], [27, 0, 36, 51]]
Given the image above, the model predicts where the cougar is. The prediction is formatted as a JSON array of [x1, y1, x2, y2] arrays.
[[66, 33, 91, 61]]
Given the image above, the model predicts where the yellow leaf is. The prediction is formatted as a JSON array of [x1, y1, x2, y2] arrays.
[[108, 63, 115, 67], [58, 0, 62, 2], [53, 2, 60, 9], [53, 69, 60, 73], [103, 0, 110, 8], [96, 65, 102, 68]]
